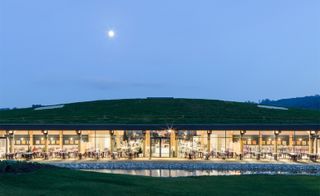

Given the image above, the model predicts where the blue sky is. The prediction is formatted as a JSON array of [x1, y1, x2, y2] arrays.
[[0, 0, 319, 108]]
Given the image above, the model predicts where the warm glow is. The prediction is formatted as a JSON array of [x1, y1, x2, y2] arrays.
[[107, 30, 115, 38]]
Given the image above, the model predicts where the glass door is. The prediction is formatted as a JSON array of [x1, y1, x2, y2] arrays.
[[151, 137, 170, 158], [160, 138, 170, 158], [151, 138, 161, 157]]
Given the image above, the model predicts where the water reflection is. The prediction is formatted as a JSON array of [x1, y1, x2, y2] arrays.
[[82, 169, 314, 177]]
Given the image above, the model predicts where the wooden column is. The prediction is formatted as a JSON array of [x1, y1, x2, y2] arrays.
[[59, 131, 63, 150], [240, 135, 243, 159], [207, 131, 212, 153], [142, 131, 146, 157], [78, 134, 82, 153], [315, 134, 319, 154], [257, 131, 262, 160], [28, 130, 33, 151], [109, 130, 114, 153], [115, 131, 122, 150], [309, 133, 314, 154], [224, 130, 227, 151], [273, 130, 281, 161], [289, 131, 293, 147], [274, 134, 278, 160], [40, 130, 49, 160], [175, 130, 178, 158], [258, 131, 262, 152], [239, 130, 246, 160], [146, 131, 151, 159], [10, 136, 13, 153], [76, 130, 82, 154], [5, 134, 8, 154], [313, 132, 316, 154], [170, 130, 175, 158], [44, 135, 48, 154], [9, 132, 14, 153]]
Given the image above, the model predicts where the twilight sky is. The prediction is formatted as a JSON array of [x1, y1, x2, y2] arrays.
[[0, 0, 319, 108]]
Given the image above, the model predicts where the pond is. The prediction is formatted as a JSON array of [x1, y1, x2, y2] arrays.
[[82, 169, 319, 177]]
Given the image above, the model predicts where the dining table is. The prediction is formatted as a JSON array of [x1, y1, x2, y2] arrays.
[[308, 153, 317, 162], [22, 152, 33, 160], [288, 153, 298, 161], [6, 153, 15, 160]]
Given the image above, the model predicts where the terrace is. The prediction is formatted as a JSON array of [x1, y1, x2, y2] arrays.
[[0, 99, 319, 163], [0, 129, 319, 163]]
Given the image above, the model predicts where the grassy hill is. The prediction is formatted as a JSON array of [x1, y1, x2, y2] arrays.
[[0, 98, 320, 124], [260, 95, 320, 110]]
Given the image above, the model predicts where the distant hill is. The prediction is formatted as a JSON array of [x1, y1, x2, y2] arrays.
[[260, 95, 320, 111]]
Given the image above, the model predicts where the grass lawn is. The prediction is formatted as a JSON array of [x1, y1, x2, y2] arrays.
[[1, 98, 320, 124], [0, 167, 319, 196]]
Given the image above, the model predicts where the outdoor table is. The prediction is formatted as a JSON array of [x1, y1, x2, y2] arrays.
[[53, 151, 61, 158], [198, 151, 204, 158], [204, 152, 210, 160], [225, 151, 232, 158], [69, 151, 76, 158], [128, 152, 133, 160], [219, 152, 227, 159], [308, 154, 317, 162], [288, 153, 298, 161], [34, 151, 42, 158], [189, 151, 195, 159], [6, 153, 15, 160], [60, 152, 68, 159], [87, 151, 94, 158], [254, 152, 261, 160], [119, 151, 123, 158], [263, 152, 272, 159], [78, 152, 83, 160], [95, 152, 100, 160], [133, 151, 139, 158], [273, 153, 280, 160], [23, 152, 33, 161], [100, 151, 105, 158], [247, 151, 254, 159], [14, 152, 23, 159], [111, 152, 118, 159], [42, 152, 49, 160]]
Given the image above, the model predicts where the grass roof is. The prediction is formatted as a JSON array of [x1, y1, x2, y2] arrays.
[[0, 98, 319, 124]]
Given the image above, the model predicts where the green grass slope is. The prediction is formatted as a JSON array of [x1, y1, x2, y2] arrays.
[[0, 167, 319, 196], [0, 98, 320, 124]]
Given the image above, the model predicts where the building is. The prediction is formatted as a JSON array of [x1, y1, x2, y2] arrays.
[[0, 124, 319, 161], [0, 99, 319, 161]]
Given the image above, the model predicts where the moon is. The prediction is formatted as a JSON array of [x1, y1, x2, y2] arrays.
[[107, 30, 115, 38]]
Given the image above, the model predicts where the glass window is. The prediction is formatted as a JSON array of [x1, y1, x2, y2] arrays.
[[14, 135, 30, 145]]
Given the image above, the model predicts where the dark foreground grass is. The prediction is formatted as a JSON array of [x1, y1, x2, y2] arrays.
[[0, 167, 319, 196]]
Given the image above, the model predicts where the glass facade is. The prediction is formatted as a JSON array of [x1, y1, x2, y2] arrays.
[[0, 130, 318, 161]]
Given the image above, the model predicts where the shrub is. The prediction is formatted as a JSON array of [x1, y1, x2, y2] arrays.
[[0, 160, 48, 173]]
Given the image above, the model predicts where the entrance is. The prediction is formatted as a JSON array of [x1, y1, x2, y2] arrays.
[[0, 137, 6, 159], [151, 137, 170, 158]]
